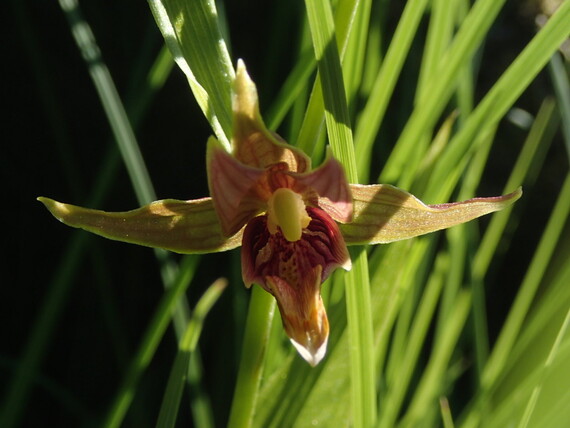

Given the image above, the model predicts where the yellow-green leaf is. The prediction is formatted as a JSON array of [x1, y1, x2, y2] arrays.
[[38, 197, 242, 254], [340, 185, 522, 245]]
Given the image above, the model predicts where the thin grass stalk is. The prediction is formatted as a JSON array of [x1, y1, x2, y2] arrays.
[[58, 0, 193, 336], [60, 0, 155, 203], [484, 173, 570, 385], [517, 307, 570, 428], [415, 0, 454, 103], [304, 1, 376, 427], [440, 396, 456, 428], [296, 0, 361, 158], [425, 1, 570, 199], [227, 287, 275, 428], [148, 0, 234, 147], [102, 255, 200, 428], [398, 290, 472, 428], [0, 6, 174, 426], [156, 279, 227, 428], [469, 99, 558, 373], [343, 0, 372, 111], [547, 52, 570, 162], [373, 239, 433, 374], [472, 98, 558, 279], [380, 0, 509, 183], [462, 173, 570, 428], [354, 0, 429, 181], [379, 252, 449, 428], [265, 49, 316, 131]]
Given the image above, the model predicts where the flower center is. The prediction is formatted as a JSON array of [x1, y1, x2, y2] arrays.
[[267, 188, 311, 242]]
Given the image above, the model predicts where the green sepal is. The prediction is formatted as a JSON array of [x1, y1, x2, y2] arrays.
[[340, 185, 522, 245], [38, 197, 242, 254]]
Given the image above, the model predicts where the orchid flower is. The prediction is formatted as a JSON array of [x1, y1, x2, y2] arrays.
[[39, 60, 521, 366]]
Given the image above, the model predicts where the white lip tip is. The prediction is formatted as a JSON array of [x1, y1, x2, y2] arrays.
[[290, 337, 328, 366]]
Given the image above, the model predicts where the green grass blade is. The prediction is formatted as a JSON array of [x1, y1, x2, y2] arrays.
[[354, 0, 429, 182], [415, 0, 454, 103], [399, 290, 472, 428], [472, 98, 558, 279], [156, 279, 227, 428], [472, 261, 570, 428], [0, 3, 176, 426], [378, 252, 449, 428], [305, 2, 376, 427], [462, 173, 570, 428], [517, 306, 570, 428], [381, 0, 508, 184], [440, 396, 456, 428], [548, 52, 570, 162], [60, 0, 193, 340], [296, 0, 360, 159], [483, 172, 570, 387], [425, 2, 570, 199], [227, 287, 275, 428], [469, 99, 558, 374], [148, 0, 234, 148], [265, 49, 316, 131], [102, 255, 200, 428], [60, 0, 156, 205], [342, 0, 372, 111]]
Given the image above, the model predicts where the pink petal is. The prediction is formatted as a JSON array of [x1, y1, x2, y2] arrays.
[[207, 137, 267, 236], [293, 155, 353, 223]]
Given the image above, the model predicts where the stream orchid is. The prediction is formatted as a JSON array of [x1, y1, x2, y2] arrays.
[[39, 60, 521, 366]]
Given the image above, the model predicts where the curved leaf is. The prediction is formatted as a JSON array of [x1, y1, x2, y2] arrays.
[[38, 197, 242, 254]]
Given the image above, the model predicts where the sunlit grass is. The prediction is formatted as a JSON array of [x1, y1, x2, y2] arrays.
[[5, 0, 569, 427]]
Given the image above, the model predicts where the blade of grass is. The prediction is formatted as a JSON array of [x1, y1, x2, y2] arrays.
[[416, 0, 454, 103], [372, 238, 432, 374], [343, 0, 372, 111], [156, 278, 227, 428], [102, 255, 200, 428], [462, 172, 570, 428], [296, 0, 361, 159], [395, 0, 457, 190], [148, 0, 234, 148], [59, 0, 192, 343], [227, 287, 275, 428], [485, 172, 570, 385], [380, 0, 509, 183], [425, 2, 570, 199], [305, 2, 376, 428], [399, 290, 472, 428], [476, 262, 570, 428], [0, 5, 175, 426], [60, 0, 156, 204], [378, 252, 449, 428], [265, 48, 316, 131], [354, 0, 429, 182], [548, 52, 570, 163], [472, 98, 558, 277], [469, 98, 558, 373], [517, 306, 570, 428], [440, 396, 456, 428]]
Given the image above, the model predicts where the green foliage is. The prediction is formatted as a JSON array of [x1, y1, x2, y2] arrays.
[[6, 0, 569, 427]]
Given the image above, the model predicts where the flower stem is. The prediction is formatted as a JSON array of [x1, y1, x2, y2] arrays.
[[227, 286, 275, 428]]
